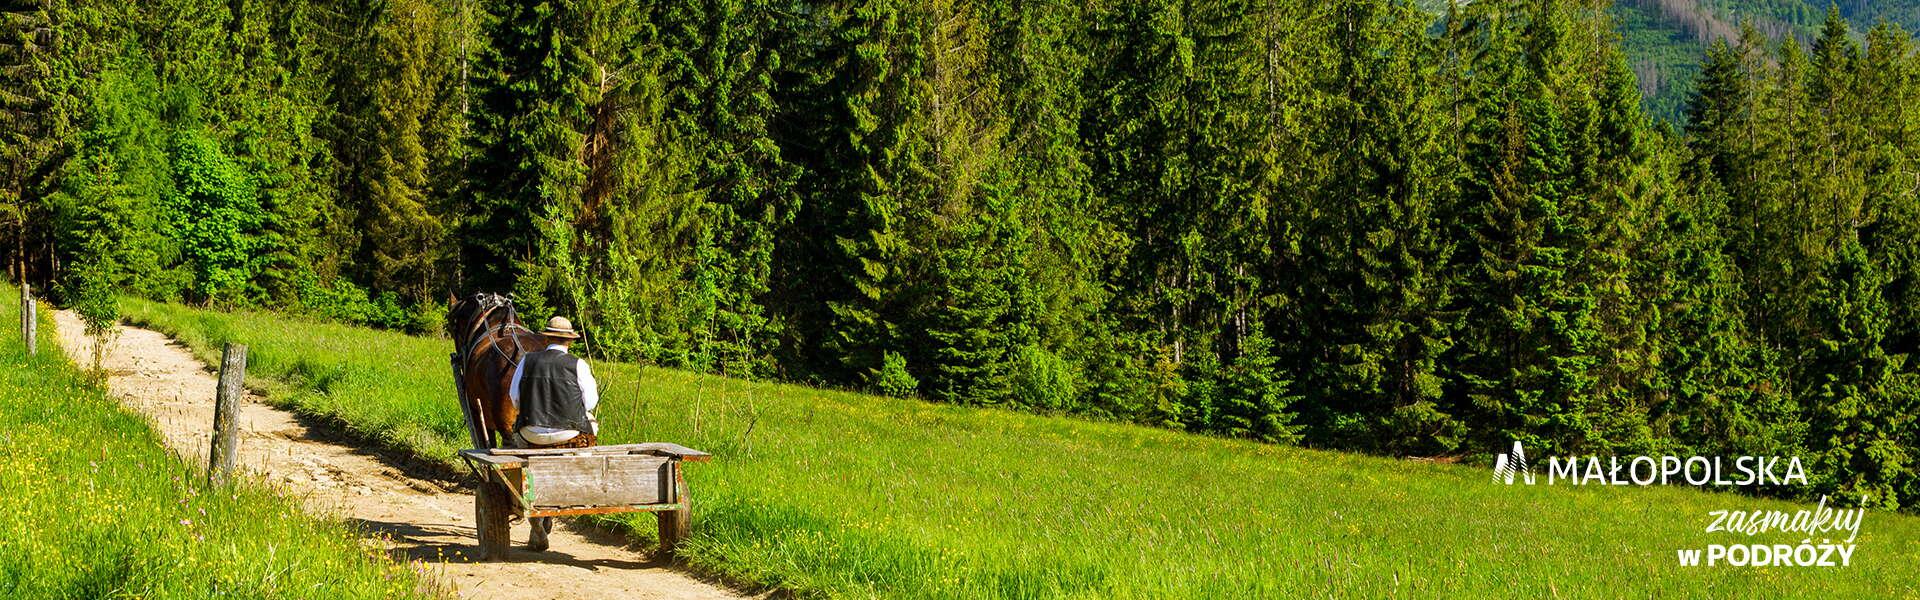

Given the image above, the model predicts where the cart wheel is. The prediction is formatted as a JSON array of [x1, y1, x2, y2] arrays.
[[657, 507, 689, 553], [657, 466, 691, 554], [475, 480, 512, 561]]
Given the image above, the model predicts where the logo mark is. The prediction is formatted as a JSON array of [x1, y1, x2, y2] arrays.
[[1493, 441, 1535, 485]]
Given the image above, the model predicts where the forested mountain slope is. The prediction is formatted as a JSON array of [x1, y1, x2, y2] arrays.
[[1612, 0, 1920, 120]]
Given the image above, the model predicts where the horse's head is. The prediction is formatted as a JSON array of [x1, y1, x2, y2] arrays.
[[448, 293, 518, 347]]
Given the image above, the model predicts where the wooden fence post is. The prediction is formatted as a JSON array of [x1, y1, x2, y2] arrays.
[[209, 343, 248, 486], [19, 283, 31, 356]]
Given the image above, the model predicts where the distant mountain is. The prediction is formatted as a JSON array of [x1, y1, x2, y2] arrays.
[[1613, 0, 1920, 121]]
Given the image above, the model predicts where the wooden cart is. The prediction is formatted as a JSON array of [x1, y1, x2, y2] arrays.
[[458, 442, 711, 561]]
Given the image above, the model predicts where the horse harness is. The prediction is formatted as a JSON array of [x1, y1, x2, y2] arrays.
[[459, 297, 538, 368]]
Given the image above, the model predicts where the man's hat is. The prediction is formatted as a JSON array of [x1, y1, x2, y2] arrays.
[[541, 316, 582, 340]]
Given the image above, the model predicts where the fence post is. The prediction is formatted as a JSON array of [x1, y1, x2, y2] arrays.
[[20, 283, 32, 357], [209, 343, 248, 486]]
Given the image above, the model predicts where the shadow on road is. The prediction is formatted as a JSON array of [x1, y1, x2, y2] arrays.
[[349, 517, 672, 570]]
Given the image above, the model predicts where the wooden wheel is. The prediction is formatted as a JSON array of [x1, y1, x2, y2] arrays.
[[656, 465, 691, 554], [475, 479, 513, 561]]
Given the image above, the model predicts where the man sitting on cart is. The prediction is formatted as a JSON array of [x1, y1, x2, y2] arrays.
[[507, 316, 600, 550], [508, 316, 601, 450]]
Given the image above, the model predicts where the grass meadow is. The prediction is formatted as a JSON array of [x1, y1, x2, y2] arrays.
[[122, 298, 1920, 598], [0, 288, 436, 598]]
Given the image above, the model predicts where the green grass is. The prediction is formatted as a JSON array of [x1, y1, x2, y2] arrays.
[[122, 298, 1920, 598], [0, 289, 437, 599]]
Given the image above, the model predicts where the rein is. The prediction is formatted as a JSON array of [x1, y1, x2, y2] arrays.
[[468, 322, 535, 366], [455, 296, 537, 370]]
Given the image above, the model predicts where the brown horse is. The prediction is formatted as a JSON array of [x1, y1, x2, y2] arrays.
[[448, 293, 547, 449]]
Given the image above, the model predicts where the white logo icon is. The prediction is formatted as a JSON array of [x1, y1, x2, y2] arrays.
[[1493, 441, 1535, 485]]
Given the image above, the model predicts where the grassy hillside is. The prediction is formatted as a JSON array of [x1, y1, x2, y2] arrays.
[[122, 298, 1920, 598], [0, 288, 436, 598]]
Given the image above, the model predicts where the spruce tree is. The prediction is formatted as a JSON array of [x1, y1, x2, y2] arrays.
[[1687, 39, 1746, 182], [463, 0, 591, 293], [1803, 237, 1918, 508], [1296, 0, 1463, 455], [921, 192, 1023, 404], [541, 0, 698, 362], [1855, 21, 1920, 359], [977, 0, 1144, 415], [773, 0, 927, 387], [216, 0, 345, 306], [1654, 162, 1798, 458], [0, 0, 54, 283], [654, 0, 801, 377], [1450, 0, 1606, 454], [1084, 0, 1280, 433], [909, 0, 1030, 405], [46, 61, 178, 300], [364, 0, 452, 306]]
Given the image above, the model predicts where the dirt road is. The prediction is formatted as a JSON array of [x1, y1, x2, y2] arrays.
[[52, 310, 753, 600]]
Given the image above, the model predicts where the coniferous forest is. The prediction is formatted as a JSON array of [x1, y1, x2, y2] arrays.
[[4, 1, 1919, 509]]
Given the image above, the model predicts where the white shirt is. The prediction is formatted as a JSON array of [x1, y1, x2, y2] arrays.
[[508, 344, 600, 444]]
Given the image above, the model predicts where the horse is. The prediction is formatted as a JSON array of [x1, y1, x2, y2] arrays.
[[447, 293, 547, 450], [449, 292, 575, 551]]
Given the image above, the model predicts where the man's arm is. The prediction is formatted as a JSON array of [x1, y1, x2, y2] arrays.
[[508, 358, 525, 409], [577, 359, 599, 412]]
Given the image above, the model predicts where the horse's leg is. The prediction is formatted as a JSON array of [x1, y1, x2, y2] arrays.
[[528, 517, 553, 551], [498, 418, 550, 551], [489, 368, 518, 450]]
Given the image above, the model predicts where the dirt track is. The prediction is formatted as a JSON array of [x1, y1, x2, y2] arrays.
[[53, 310, 754, 600]]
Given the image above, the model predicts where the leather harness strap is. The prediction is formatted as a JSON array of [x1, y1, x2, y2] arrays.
[[473, 322, 535, 366], [459, 300, 522, 360]]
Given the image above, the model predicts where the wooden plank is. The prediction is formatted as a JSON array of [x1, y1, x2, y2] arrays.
[[637, 442, 712, 462], [524, 454, 672, 508], [489, 442, 712, 461], [487, 443, 657, 456], [527, 504, 684, 518], [502, 466, 529, 514], [487, 446, 605, 457], [458, 450, 527, 470]]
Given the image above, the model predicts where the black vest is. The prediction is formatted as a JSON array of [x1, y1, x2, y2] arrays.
[[514, 349, 593, 432]]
